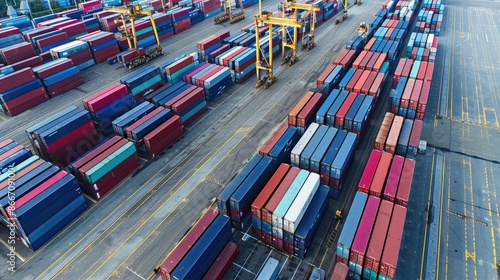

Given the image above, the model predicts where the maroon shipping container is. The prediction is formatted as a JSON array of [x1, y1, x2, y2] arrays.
[[332, 49, 350, 65], [330, 262, 348, 280], [363, 200, 393, 274], [163, 85, 197, 108], [408, 119, 423, 151], [46, 121, 96, 153], [171, 88, 205, 114], [339, 50, 357, 68], [409, 80, 422, 111], [251, 164, 290, 227], [0, 67, 36, 92], [366, 52, 380, 71], [35, 59, 74, 79], [423, 48, 430, 61], [144, 116, 183, 157], [288, 91, 314, 126], [273, 236, 284, 251], [417, 81, 430, 120], [345, 69, 363, 92], [45, 75, 83, 97], [417, 61, 428, 81], [284, 240, 294, 255], [379, 205, 407, 279], [0, 42, 36, 65], [49, 129, 99, 167], [50, 19, 79, 30], [425, 62, 434, 82], [361, 71, 378, 95], [335, 92, 357, 128], [36, 32, 69, 51], [202, 242, 239, 280], [195, 66, 223, 87], [183, 106, 207, 127], [221, 48, 245, 67], [3, 86, 47, 109], [77, 138, 128, 181], [402, 59, 413, 79], [70, 136, 121, 173], [369, 73, 385, 99], [262, 231, 272, 245], [359, 51, 374, 70], [297, 93, 323, 127], [393, 58, 406, 83], [259, 123, 288, 156], [39, 51, 53, 62], [10, 56, 43, 71], [353, 70, 371, 94], [125, 107, 165, 139], [400, 78, 415, 109], [410, 47, 418, 60], [317, 64, 336, 87], [261, 167, 300, 225], [6, 92, 48, 116], [159, 209, 219, 280], [395, 158, 416, 207]]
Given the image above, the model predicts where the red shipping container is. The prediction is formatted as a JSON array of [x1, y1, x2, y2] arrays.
[[272, 236, 283, 251], [352, 51, 368, 69], [363, 37, 376, 52], [335, 92, 357, 128], [332, 49, 350, 65], [393, 58, 406, 83], [34, 59, 74, 79], [0, 42, 36, 65], [408, 119, 423, 150], [259, 123, 288, 156], [359, 52, 374, 70], [379, 205, 407, 279], [402, 59, 413, 79], [417, 81, 430, 115], [45, 75, 84, 97], [91, 153, 140, 196], [330, 262, 348, 280], [125, 107, 164, 139], [383, 155, 405, 202], [361, 71, 378, 95], [317, 64, 336, 87], [288, 91, 314, 126], [358, 149, 382, 193], [400, 78, 415, 108], [48, 129, 99, 167], [221, 48, 246, 67], [144, 116, 183, 157], [10, 56, 43, 72], [350, 196, 381, 269], [251, 164, 290, 223], [195, 66, 223, 87], [339, 50, 357, 68], [202, 242, 239, 280], [4, 87, 48, 115], [369, 73, 385, 99], [370, 152, 393, 197], [423, 48, 430, 61], [159, 209, 219, 280], [373, 53, 387, 73], [46, 121, 95, 153], [262, 167, 300, 225], [297, 93, 323, 127], [425, 62, 434, 82], [366, 52, 380, 71], [345, 69, 363, 92], [284, 240, 294, 255], [164, 85, 198, 109], [83, 83, 129, 112], [395, 158, 416, 207], [0, 67, 36, 92], [78, 139, 128, 181], [363, 200, 394, 274], [171, 88, 205, 114]]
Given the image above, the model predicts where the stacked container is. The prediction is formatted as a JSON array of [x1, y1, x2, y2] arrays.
[[169, 8, 192, 34], [0, 139, 33, 172], [196, 31, 231, 63], [77, 31, 120, 63], [162, 83, 208, 126], [50, 41, 95, 71], [120, 65, 163, 101], [32, 58, 84, 97]]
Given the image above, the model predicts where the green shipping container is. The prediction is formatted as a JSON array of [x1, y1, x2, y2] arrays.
[[131, 75, 162, 96], [85, 142, 137, 183], [409, 60, 421, 80]]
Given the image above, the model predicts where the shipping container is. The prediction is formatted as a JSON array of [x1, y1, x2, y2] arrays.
[[268, 127, 300, 166], [385, 116, 404, 154], [288, 92, 314, 126], [259, 123, 288, 156], [358, 149, 382, 193], [407, 119, 423, 158], [316, 89, 341, 125], [329, 132, 357, 190], [336, 192, 368, 264], [379, 205, 407, 279], [362, 200, 394, 279], [370, 152, 392, 198], [310, 127, 338, 173], [320, 130, 347, 186], [171, 215, 232, 280], [375, 113, 394, 151], [335, 92, 357, 129], [330, 262, 348, 280], [299, 125, 329, 170], [283, 173, 320, 234], [326, 91, 349, 127], [344, 95, 365, 132], [395, 158, 416, 207], [349, 195, 381, 276], [297, 93, 323, 133], [256, 257, 280, 280], [383, 155, 405, 202]]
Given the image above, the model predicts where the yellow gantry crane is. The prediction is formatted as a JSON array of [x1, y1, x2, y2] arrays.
[[104, 4, 163, 68], [356, 22, 369, 42], [214, 0, 245, 24], [254, 0, 319, 89], [335, 0, 348, 24]]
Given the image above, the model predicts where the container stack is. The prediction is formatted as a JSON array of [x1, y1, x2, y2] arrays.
[[120, 65, 163, 101], [0, 140, 33, 171], [32, 29, 70, 54], [68, 136, 140, 200], [332, 49, 357, 70], [197, 31, 231, 63], [0, 41, 37, 66], [26, 106, 100, 167], [258, 125, 299, 166], [0, 154, 87, 251], [290, 123, 357, 198], [0, 68, 48, 116], [125, 19, 158, 50], [153, 13, 175, 41], [195, 0, 222, 18], [78, 0, 102, 12], [217, 154, 276, 230], [288, 91, 324, 134], [76, 31, 120, 63], [82, 83, 136, 135], [390, 67, 431, 119], [161, 55, 198, 84], [169, 8, 192, 34], [82, 18, 101, 33], [162, 83, 208, 126], [322, 1, 339, 22], [250, 165, 330, 257], [0, 16, 33, 32], [95, 13, 121, 33], [58, 21, 88, 41], [189, 8, 205, 25], [32, 58, 84, 97], [50, 41, 95, 71], [36, 17, 74, 29], [55, 9, 84, 20], [0, 27, 23, 49], [111, 101, 156, 137], [158, 209, 234, 280], [184, 62, 232, 101], [220, 46, 256, 84]]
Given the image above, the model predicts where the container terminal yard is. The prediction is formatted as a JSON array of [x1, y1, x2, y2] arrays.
[[0, 0, 498, 279]]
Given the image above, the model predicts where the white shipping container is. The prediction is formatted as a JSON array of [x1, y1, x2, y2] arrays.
[[426, 34, 435, 49], [290, 123, 319, 166], [283, 173, 320, 233], [217, 46, 244, 66]]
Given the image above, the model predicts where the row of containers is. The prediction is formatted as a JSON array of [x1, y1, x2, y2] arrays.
[[157, 209, 238, 280], [331, 0, 444, 279], [0, 140, 87, 251]]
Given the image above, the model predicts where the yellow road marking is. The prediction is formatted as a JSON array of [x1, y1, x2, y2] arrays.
[[0, 238, 26, 262]]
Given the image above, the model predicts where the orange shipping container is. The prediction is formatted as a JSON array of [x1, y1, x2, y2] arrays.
[[375, 112, 395, 150], [353, 51, 368, 69], [369, 152, 393, 197], [364, 37, 376, 51], [385, 115, 404, 154], [373, 53, 387, 73], [354, 70, 372, 93], [400, 78, 415, 108]]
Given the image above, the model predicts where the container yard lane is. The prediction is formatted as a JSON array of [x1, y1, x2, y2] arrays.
[[0, 1, 384, 280], [408, 1, 500, 280]]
